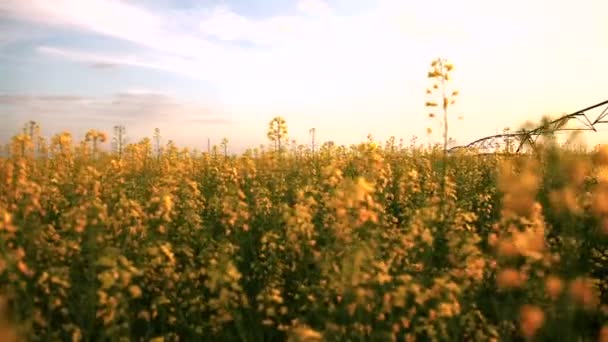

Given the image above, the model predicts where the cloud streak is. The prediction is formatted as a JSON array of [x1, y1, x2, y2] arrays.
[[0, 0, 162, 49], [5, 0, 435, 89], [0, 91, 233, 137], [1, 0, 607, 150], [0, 90, 239, 150], [38, 46, 159, 72], [0, 94, 88, 105]]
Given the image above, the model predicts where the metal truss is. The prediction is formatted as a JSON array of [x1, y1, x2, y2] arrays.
[[449, 99, 608, 154]]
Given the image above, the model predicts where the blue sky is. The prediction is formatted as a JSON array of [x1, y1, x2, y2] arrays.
[[1, 0, 607, 152]]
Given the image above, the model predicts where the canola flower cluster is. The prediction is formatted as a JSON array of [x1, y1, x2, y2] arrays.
[[0, 131, 607, 341]]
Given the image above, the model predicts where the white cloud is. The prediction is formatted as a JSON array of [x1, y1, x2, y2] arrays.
[[5, 0, 443, 95], [0, 0, 161, 48], [0, 22, 43, 47], [0, 1, 530, 131], [2, 0, 608, 148], [36, 45, 228, 83], [198, 7, 302, 45], [0, 0, 226, 65], [297, 0, 332, 16]]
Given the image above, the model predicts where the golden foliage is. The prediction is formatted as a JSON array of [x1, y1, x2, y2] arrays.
[[0, 125, 606, 341]]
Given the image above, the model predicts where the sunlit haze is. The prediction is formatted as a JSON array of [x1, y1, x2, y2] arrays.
[[1, 0, 607, 152]]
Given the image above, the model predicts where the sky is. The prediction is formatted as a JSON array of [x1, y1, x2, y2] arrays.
[[0, 0, 607, 152]]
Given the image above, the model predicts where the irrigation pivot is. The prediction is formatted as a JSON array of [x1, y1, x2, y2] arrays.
[[449, 99, 608, 154]]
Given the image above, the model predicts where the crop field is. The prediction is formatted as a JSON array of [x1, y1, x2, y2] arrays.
[[2, 0, 608, 338], [0, 127, 607, 342]]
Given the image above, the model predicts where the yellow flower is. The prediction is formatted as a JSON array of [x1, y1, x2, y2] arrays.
[[519, 305, 544, 339], [17, 261, 33, 278], [598, 326, 608, 342], [287, 325, 323, 342], [128, 285, 142, 298], [496, 268, 524, 289], [591, 188, 608, 216], [162, 195, 173, 212], [569, 277, 599, 310], [601, 218, 608, 236], [496, 238, 518, 258], [594, 144, 608, 166], [545, 275, 563, 300]]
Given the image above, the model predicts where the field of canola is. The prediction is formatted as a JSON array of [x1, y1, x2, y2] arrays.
[[0, 131, 607, 341]]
